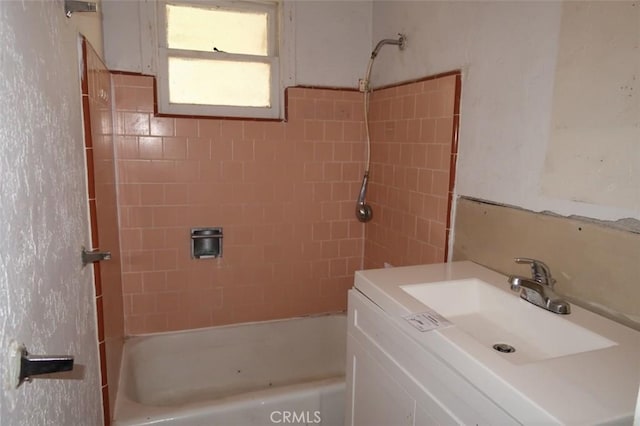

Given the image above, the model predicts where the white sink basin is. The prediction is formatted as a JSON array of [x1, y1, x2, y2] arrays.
[[401, 278, 616, 364]]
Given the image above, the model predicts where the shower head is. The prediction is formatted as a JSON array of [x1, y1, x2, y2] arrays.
[[371, 33, 406, 59], [355, 172, 373, 223]]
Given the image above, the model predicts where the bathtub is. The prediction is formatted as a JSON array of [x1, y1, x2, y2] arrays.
[[113, 314, 346, 426]]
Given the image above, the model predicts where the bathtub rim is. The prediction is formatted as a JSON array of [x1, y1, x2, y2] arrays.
[[123, 311, 346, 341]]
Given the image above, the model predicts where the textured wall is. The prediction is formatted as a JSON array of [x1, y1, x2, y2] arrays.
[[113, 75, 365, 334], [0, 1, 102, 425]]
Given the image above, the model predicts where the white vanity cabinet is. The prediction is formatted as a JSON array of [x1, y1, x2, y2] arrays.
[[345, 289, 519, 426], [345, 261, 640, 426]]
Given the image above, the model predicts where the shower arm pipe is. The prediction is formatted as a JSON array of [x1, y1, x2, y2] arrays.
[[371, 35, 406, 59]]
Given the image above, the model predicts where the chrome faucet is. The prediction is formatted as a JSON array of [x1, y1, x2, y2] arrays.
[[508, 258, 571, 314]]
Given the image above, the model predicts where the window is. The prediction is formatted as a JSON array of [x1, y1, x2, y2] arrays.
[[157, 0, 281, 118]]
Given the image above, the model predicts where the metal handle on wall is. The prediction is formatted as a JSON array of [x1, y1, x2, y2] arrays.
[[81, 247, 111, 266], [8, 341, 74, 388]]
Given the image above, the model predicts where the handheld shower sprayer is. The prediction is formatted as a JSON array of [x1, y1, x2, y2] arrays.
[[355, 172, 373, 222], [355, 33, 406, 223]]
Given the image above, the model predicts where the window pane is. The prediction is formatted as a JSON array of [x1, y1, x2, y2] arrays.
[[166, 4, 268, 56], [168, 57, 271, 107]]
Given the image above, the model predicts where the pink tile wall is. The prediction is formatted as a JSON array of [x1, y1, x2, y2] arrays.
[[364, 74, 460, 268], [83, 40, 125, 425], [112, 75, 365, 334]]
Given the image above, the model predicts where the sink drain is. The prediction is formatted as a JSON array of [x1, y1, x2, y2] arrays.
[[492, 343, 516, 353]]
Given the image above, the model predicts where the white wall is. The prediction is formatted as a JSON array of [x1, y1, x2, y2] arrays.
[[372, 1, 639, 222], [541, 2, 640, 213], [101, 0, 372, 88], [293, 1, 371, 87], [101, 0, 639, 222], [102, 0, 146, 73], [0, 1, 102, 424]]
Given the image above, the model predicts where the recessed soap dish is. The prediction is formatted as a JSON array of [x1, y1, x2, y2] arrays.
[[191, 227, 223, 259]]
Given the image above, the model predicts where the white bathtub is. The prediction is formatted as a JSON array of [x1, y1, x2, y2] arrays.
[[113, 314, 346, 426]]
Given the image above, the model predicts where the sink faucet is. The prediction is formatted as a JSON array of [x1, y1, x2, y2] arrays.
[[517, 257, 555, 287], [508, 258, 571, 314]]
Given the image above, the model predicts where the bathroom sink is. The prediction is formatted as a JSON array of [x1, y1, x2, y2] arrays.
[[401, 278, 616, 364], [354, 261, 640, 423]]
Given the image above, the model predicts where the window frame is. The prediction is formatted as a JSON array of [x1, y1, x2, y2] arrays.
[[156, 0, 281, 119]]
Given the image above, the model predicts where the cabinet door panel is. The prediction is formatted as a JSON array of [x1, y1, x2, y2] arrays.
[[348, 336, 417, 426]]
